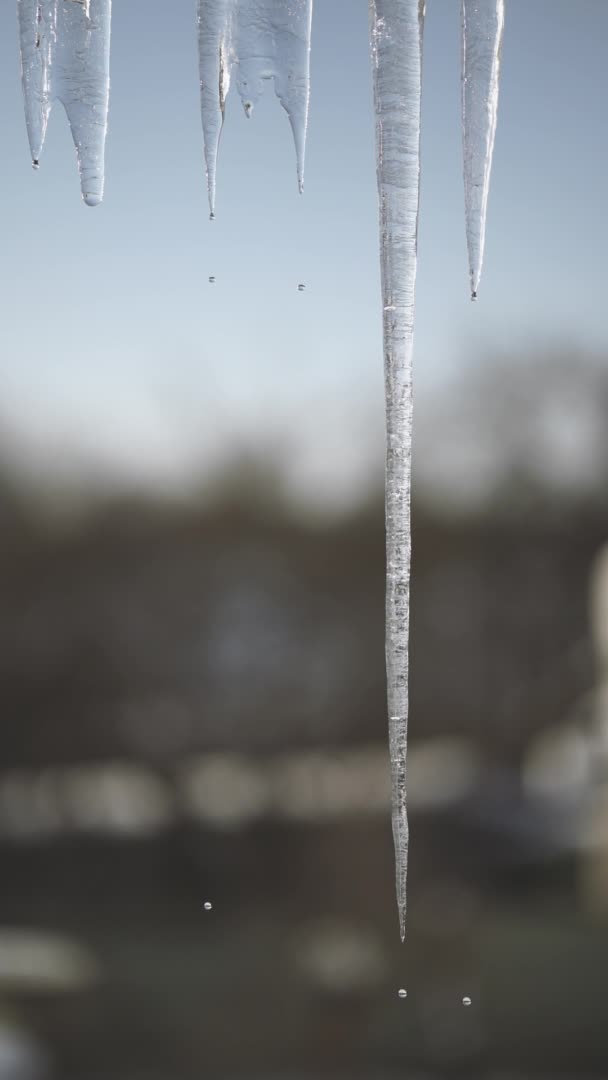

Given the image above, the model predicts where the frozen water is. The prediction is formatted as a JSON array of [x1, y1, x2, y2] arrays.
[[461, 0, 504, 298], [18, 0, 112, 206], [18, 0, 53, 169], [369, 0, 425, 941], [197, 0, 313, 216]]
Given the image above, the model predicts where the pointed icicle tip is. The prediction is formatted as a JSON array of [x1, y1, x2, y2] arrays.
[[471, 289, 477, 301]]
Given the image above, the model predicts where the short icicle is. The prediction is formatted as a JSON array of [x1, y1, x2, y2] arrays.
[[17, 0, 55, 168], [368, 0, 425, 941], [197, 0, 232, 219], [18, 0, 112, 205], [461, 0, 504, 299], [197, 0, 313, 217]]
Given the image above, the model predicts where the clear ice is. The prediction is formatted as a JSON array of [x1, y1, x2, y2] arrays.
[[369, 0, 425, 941], [461, 0, 504, 298], [197, 0, 313, 217], [18, 0, 112, 206]]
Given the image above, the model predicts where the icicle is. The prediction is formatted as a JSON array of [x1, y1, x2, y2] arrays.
[[461, 0, 504, 299], [17, 0, 112, 206], [369, 0, 424, 942], [17, 0, 55, 168], [197, 0, 313, 217]]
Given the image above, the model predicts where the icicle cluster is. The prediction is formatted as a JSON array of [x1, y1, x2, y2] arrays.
[[14, 0, 504, 942], [18, 0, 112, 206], [367, 0, 503, 937], [197, 0, 313, 217]]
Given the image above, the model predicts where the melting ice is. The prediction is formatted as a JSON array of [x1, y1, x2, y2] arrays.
[[197, 0, 313, 217], [369, 0, 425, 941], [461, 0, 504, 298], [18, 0, 112, 206]]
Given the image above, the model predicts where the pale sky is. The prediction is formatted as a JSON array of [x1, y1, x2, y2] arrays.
[[0, 1, 606, 507]]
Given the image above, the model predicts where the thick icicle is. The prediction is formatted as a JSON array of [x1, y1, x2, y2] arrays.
[[197, 0, 313, 217], [369, 0, 424, 942], [461, 0, 504, 299], [17, 0, 112, 206]]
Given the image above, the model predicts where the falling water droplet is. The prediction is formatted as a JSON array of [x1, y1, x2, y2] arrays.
[[298, 283, 305, 291], [462, 995, 472, 1006], [204, 901, 213, 911], [209, 275, 216, 284], [397, 988, 407, 999]]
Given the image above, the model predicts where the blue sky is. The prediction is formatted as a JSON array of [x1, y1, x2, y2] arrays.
[[0, 1, 606, 505]]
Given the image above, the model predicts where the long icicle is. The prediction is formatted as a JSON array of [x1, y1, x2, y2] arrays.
[[18, 0, 112, 206], [461, 0, 504, 299], [369, 0, 424, 941]]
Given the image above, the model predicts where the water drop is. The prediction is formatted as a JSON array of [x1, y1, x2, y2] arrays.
[[462, 995, 472, 1006], [204, 901, 213, 911], [298, 283, 306, 292], [397, 988, 407, 999], [209, 275, 216, 284], [32, 159, 40, 170]]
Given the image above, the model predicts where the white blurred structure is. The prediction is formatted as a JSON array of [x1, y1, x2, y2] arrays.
[[580, 543, 608, 917]]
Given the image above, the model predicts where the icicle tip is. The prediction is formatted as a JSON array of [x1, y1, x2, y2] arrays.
[[32, 159, 40, 170]]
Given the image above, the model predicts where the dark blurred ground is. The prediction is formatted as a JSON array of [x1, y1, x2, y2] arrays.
[[2, 350, 608, 1079]]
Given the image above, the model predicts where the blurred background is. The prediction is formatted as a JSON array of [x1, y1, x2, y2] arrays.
[[1, 1, 608, 1078]]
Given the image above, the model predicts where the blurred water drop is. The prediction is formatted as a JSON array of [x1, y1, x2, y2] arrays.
[[298, 283, 305, 291], [398, 988, 407, 999], [462, 995, 472, 1006], [209, 276, 215, 284], [203, 901, 213, 911]]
